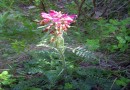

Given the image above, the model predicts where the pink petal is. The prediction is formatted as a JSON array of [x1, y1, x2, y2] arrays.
[[41, 12, 52, 19], [69, 15, 77, 19]]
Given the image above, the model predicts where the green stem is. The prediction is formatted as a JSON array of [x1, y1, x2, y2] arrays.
[[56, 35, 66, 75], [54, 30, 66, 75], [57, 48, 66, 76], [58, 48, 66, 70], [59, 50, 66, 70]]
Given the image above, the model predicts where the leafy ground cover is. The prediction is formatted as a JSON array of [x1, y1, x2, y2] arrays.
[[0, 0, 130, 90]]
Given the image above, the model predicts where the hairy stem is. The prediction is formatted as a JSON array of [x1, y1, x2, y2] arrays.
[[58, 48, 66, 69], [56, 35, 66, 75]]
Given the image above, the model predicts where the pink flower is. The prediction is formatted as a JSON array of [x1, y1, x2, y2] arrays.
[[40, 10, 77, 35]]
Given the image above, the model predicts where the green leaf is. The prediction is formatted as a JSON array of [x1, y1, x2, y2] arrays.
[[86, 39, 100, 50], [116, 77, 130, 86], [109, 19, 119, 25], [125, 36, 130, 41], [108, 25, 118, 32], [116, 36, 126, 44], [116, 80, 127, 86], [44, 70, 59, 83], [1, 71, 8, 75], [64, 83, 73, 89]]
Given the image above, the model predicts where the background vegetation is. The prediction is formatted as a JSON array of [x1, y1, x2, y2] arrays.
[[0, 0, 130, 90]]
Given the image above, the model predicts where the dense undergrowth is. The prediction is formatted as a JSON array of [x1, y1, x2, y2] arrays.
[[0, 0, 130, 90]]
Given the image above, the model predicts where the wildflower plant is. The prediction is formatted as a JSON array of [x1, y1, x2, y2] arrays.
[[38, 10, 77, 74]]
